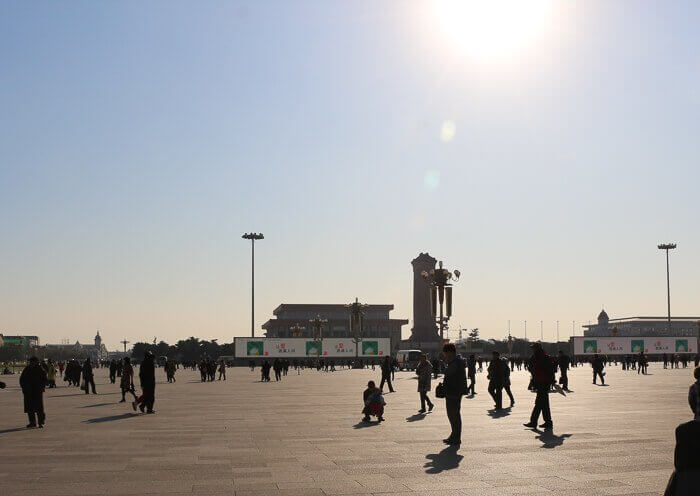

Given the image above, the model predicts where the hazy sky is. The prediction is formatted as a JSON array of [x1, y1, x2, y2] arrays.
[[2, 1, 699, 350]]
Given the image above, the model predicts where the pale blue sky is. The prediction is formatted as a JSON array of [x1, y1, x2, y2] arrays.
[[2, 1, 699, 349]]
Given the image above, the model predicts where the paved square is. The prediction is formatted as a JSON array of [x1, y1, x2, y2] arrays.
[[0, 364, 693, 495]]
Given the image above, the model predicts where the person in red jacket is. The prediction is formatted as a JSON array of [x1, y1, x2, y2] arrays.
[[524, 343, 556, 430]]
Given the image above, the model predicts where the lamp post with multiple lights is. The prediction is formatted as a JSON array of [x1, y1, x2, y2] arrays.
[[657, 243, 677, 333], [242, 232, 264, 337], [310, 315, 328, 358], [290, 323, 306, 338], [421, 261, 460, 341], [347, 298, 369, 359]]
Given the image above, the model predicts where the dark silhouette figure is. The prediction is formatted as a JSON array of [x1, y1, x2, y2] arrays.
[[138, 352, 156, 413], [82, 359, 97, 394], [592, 354, 605, 385], [379, 356, 394, 393], [664, 420, 700, 495], [441, 343, 466, 445], [558, 351, 571, 391], [20, 356, 47, 428], [524, 343, 555, 430]]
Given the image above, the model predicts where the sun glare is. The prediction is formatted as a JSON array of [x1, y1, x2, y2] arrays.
[[433, 0, 554, 60]]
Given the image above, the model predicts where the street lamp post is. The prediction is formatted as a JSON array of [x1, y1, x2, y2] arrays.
[[309, 315, 328, 359], [242, 232, 264, 338], [290, 323, 306, 338], [657, 243, 677, 333], [421, 261, 460, 341], [347, 298, 369, 359]]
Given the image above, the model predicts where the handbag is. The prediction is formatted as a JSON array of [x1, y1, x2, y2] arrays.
[[435, 382, 445, 398]]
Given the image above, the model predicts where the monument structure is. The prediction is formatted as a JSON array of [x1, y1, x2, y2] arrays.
[[407, 253, 442, 353]]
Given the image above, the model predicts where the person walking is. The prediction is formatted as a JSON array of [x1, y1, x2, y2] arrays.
[[466, 354, 477, 396], [558, 350, 571, 392], [119, 357, 137, 408], [441, 343, 466, 445], [109, 359, 117, 384], [82, 359, 97, 394], [523, 343, 556, 430], [218, 360, 226, 381], [487, 351, 506, 410], [503, 358, 515, 407], [416, 354, 434, 413], [138, 351, 156, 414], [592, 354, 606, 385], [379, 356, 395, 393], [20, 356, 47, 428], [46, 359, 57, 389]]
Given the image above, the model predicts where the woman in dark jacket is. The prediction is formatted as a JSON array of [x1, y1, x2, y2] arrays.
[[20, 356, 47, 428], [82, 359, 97, 394]]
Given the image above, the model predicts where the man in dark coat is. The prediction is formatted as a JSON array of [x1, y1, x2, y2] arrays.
[[109, 359, 117, 384], [592, 354, 605, 385], [558, 350, 571, 392], [139, 351, 156, 413], [524, 343, 556, 430], [20, 356, 47, 428], [82, 359, 97, 394], [379, 356, 395, 393], [487, 351, 506, 410], [442, 343, 466, 445], [665, 419, 700, 495]]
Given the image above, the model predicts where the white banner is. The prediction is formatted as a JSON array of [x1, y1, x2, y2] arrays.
[[234, 337, 390, 358], [572, 336, 696, 355]]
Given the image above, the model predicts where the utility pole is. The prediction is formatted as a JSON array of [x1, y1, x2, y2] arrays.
[[657, 243, 677, 332], [120, 339, 130, 353], [243, 232, 264, 337]]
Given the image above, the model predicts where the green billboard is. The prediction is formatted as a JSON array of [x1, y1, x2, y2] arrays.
[[246, 341, 264, 356]]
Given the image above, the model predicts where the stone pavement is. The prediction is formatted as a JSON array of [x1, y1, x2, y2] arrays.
[[0, 363, 693, 495]]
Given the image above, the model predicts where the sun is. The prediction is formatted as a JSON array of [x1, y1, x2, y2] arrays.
[[433, 0, 554, 60]]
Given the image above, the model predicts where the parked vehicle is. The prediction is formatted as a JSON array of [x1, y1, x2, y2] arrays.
[[396, 349, 422, 371]]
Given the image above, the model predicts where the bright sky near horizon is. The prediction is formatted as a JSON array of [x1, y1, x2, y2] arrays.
[[2, 1, 699, 350]]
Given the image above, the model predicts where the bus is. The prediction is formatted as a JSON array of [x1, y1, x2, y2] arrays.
[[396, 349, 422, 371]]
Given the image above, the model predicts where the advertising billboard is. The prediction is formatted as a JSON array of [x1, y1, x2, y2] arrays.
[[234, 337, 391, 358], [572, 336, 696, 355]]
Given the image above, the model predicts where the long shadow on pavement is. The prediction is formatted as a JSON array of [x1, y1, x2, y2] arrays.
[[0, 427, 31, 434], [487, 407, 512, 418], [353, 421, 381, 429], [424, 445, 463, 474], [406, 413, 427, 422], [84, 413, 139, 424], [79, 402, 116, 408], [535, 430, 573, 448]]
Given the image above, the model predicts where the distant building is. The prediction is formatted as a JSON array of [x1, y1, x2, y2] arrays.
[[44, 331, 108, 362], [0, 334, 40, 347], [262, 304, 407, 354], [583, 309, 700, 337]]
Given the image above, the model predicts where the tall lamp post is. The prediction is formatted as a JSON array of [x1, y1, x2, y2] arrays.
[[657, 243, 677, 332], [242, 232, 264, 337], [347, 297, 369, 360], [421, 261, 460, 341], [290, 323, 306, 338], [310, 315, 328, 358]]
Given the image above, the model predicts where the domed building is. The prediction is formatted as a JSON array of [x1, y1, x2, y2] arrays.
[[583, 309, 698, 338]]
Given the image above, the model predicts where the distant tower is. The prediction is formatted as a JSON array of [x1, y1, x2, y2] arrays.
[[597, 309, 609, 334], [94, 331, 102, 348], [409, 253, 440, 343]]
